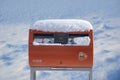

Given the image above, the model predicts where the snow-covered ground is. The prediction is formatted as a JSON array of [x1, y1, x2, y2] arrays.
[[0, 0, 120, 80]]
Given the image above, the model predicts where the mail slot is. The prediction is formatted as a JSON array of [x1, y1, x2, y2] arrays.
[[29, 19, 94, 68]]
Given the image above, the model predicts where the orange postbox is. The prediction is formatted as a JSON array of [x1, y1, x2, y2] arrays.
[[29, 19, 94, 80], [29, 30, 93, 68]]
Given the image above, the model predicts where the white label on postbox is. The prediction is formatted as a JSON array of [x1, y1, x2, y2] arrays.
[[32, 59, 42, 63]]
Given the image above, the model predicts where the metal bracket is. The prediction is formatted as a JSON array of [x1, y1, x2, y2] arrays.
[[30, 67, 92, 80]]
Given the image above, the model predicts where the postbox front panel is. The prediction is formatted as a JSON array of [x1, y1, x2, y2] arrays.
[[29, 30, 94, 68]]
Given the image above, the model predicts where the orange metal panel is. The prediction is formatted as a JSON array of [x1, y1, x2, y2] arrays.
[[29, 29, 94, 68]]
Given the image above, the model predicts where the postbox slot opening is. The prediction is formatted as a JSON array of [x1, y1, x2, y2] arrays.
[[54, 34, 69, 44], [68, 34, 89, 45], [34, 34, 54, 44], [33, 34, 90, 46], [69, 34, 89, 37]]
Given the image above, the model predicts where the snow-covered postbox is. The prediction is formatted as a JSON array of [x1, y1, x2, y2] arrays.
[[29, 19, 94, 68]]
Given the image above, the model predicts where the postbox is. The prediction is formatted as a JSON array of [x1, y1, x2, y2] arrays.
[[29, 19, 94, 68]]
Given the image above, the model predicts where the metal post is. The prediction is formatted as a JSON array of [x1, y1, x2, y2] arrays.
[[30, 67, 36, 80], [89, 68, 92, 80]]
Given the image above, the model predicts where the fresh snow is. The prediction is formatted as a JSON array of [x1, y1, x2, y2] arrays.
[[72, 36, 90, 46], [31, 19, 93, 32], [32, 19, 91, 46]]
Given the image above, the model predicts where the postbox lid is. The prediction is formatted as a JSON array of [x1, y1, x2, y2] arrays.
[[31, 19, 93, 32]]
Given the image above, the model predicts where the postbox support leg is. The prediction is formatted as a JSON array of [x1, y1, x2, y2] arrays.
[[89, 68, 92, 80], [30, 67, 92, 80], [30, 67, 36, 80]]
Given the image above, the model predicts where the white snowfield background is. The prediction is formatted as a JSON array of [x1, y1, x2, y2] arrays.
[[0, 0, 120, 80]]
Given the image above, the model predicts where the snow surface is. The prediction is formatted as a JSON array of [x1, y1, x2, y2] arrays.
[[31, 19, 93, 32], [72, 37, 90, 46]]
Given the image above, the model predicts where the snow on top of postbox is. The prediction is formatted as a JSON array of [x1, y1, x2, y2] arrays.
[[31, 19, 93, 32]]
